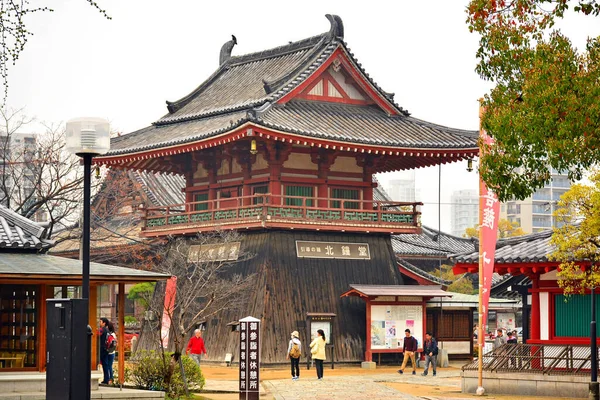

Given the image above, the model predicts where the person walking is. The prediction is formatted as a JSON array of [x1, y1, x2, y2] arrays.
[[186, 329, 207, 366], [397, 329, 418, 375], [493, 329, 506, 351], [286, 331, 302, 380], [421, 332, 438, 376], [106, 321, 117, 384], [98, 318, 110, 385], [309, 329, 326, 380]]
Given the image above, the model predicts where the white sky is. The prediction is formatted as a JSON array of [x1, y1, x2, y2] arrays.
[[9, 0, 600, 232]]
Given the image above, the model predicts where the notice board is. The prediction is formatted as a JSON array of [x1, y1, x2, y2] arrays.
[[370, 305, 423, 350]]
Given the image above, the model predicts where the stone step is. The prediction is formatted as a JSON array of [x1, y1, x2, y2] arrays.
[[0, 386, 165, 399]]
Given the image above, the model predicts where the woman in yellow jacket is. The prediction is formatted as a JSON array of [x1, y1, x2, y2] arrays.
[[309, 329, 326, 380]]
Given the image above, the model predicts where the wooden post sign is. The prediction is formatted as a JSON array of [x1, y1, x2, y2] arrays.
[[239, 316, 260, 400]]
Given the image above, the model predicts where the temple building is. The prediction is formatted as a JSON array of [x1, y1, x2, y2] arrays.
[[93, 15, 479, 363]]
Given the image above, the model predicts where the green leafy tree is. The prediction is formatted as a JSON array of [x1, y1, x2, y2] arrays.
[[434, 264, 477, 294], [467, 0, 600, 201], [128, 282, 156, 310], [463, 218, 527, 238], [551, 169, 600, 295]]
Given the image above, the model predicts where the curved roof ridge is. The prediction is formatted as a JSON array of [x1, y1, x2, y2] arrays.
[[497, 228, 553, 246], [421, 225, 478, 243], [229, 33, 328, 66]]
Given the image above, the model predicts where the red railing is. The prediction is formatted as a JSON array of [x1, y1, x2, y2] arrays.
[[141, 193, 421, 235]]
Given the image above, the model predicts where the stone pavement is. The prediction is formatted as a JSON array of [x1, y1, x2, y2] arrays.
[[261, 370, 461, 400]]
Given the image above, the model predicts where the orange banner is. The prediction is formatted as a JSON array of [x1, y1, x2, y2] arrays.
[[479, 132, 499, 330]]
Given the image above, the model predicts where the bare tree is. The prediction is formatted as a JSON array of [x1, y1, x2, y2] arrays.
[[0, 1, 110, 105], [143, 231, 255, 391], [0, 108, 89, 235]]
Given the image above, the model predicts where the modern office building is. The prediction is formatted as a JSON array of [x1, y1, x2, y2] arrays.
[[450, 189, 479, 237], [0, 132, 46, 222], [500, 169, 572, 233]]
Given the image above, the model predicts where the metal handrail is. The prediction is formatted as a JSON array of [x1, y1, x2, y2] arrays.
[[463, 343, 600, 376]]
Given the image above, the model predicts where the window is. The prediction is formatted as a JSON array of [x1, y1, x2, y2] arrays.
[[285, 186, 314, 207], [252, 185, 268, 205], [331, 188, 360, 209], [194, 192, 209, 211]]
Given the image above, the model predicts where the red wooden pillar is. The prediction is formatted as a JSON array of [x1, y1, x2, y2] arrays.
[[208, 168, 217, 209], [530, 275, 541, 369], [530, 276, 540, 341], [365, 298, 372, 362], [241, 164, 252, 206], [269, 163, 282, 205], [364, 185, 374, 210]]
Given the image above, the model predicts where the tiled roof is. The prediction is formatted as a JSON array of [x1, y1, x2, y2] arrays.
[[160, 35, 335, 124], [109, 111, 248, 156], [105, 15, 478, 157], [0, 205, 52, 250], [392, 226, 477, 257], [428, 292, 519, 305], [451, 229, 554, 265], [342, 284, 449, 298], [260, 102, 477, 149], [131, 170, 185, 207], [0, 253, 168, 282]]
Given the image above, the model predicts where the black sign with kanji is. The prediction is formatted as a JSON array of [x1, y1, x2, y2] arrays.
[[239, 316, 260, 400], [295, 241, 370, 260]]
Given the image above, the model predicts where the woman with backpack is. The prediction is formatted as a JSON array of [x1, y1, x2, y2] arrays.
[[309, 329, 326, 380], [286, 331, 302, 380]]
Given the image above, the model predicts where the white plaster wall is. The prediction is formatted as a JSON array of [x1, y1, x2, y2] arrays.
[[540, 292, 550, 340]]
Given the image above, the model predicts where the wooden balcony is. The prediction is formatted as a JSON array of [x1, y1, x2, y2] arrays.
[[141, 194, 422, 237]]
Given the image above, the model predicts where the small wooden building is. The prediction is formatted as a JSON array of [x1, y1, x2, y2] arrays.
[[0, 205, 167, 372]]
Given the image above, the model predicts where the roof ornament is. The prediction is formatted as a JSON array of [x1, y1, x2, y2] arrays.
[[325, 14, 344, 40], [219, 35, 238, 65]]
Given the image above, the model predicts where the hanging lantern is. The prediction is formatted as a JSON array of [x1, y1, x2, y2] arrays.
[[467, 158, 473, 172], [250, 139, 258, 155]]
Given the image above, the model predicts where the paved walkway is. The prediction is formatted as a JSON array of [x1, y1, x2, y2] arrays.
[[261, 370, 460, 400]]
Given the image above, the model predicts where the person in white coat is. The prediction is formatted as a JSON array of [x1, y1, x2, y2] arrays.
[[309, 329, 326, 380]]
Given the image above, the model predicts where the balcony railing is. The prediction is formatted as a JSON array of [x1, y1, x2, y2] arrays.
[[141, 194, 422, 236]]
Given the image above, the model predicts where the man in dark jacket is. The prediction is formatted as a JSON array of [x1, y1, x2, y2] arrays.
[[98, 318, 110, 384], [397, 329, 418, 375], [422, 332, 438, 376]]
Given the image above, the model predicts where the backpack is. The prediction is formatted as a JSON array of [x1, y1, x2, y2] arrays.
[[289, 341, 301, 358], [106, 332, 117, 353]]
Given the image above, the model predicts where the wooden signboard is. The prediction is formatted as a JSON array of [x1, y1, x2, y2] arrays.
[[295, 241, 370, 260]]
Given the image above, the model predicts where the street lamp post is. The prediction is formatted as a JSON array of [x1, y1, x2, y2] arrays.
[[65, 117, 110, 399]]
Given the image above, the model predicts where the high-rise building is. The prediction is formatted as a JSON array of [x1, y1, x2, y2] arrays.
[[450, 189, 478, 237], [384, 171, 419, 202], [500, 169, 572, 233], [0, 132, 46, 222]]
